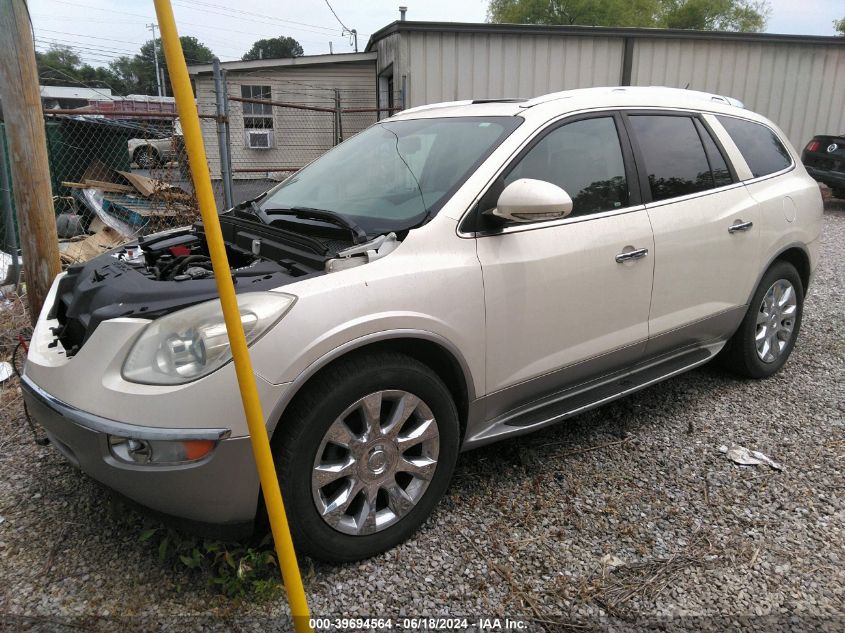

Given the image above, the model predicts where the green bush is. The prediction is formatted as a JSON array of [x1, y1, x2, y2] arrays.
[[140, 526, 284, 600]]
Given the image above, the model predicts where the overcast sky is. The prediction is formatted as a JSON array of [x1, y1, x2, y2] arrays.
[[29, 0, 844, 67]]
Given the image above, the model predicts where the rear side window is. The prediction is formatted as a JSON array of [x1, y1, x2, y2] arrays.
[[628, 115, 714, 202], [694, 119, 733, 188], [503, 116, 629, 216], [716, 116, 792, 178]]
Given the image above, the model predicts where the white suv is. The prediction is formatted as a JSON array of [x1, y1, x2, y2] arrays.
[[23, 87, 822, 561]]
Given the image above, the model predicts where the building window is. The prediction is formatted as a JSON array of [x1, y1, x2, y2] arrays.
[[241, 85, 274, 149]]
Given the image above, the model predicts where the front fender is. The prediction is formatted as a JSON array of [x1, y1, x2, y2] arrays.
[[261, 328, 478, 436]]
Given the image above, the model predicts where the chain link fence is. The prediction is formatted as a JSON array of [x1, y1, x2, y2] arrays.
[[0, 74, 399, 275], [208, 68, 396, 209]]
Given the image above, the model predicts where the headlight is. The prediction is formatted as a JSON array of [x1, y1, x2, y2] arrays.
[[122, 292, 295, 385]]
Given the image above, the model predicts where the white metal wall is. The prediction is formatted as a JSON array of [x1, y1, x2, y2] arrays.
[[373, 28, 844, 150], [401, 31, 625, 106], [631, 38, 845, 148]]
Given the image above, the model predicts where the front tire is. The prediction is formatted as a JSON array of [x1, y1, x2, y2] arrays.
[[272, 352, 460, 562], [722, 261, 804, 378]]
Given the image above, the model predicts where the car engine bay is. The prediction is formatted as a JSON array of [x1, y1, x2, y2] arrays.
[[48, 209, 399, 356]]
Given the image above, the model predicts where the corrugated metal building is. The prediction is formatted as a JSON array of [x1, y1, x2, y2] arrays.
[[367, 21, 845, 149]]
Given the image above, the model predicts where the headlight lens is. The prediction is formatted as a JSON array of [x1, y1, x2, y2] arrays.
[[122, 292, 295, 385]]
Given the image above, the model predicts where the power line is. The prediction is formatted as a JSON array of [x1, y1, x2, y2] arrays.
[[37, 61, 117, 98], [33, 0, 359, 57], [36, 28, 147, 47], [35, 38, 140, 57], [34, 38, 220, 65], [322, 0, 358, 52], [49, 0, 153, 21], [35, 28, 242, 59], [31, 14, 145, 26], [45, 0, 355, 43], [323, 0, 351, 32], [173, 0, 341, 35]]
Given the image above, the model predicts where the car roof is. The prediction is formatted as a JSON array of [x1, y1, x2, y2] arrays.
[[389, 86, 751, 121]]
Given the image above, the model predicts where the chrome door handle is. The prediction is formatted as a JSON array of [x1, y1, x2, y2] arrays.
[[728, 220, 753, 233], [615, 248, 649, 263]]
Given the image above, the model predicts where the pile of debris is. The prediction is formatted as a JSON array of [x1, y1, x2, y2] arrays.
[[58, 161, 198, 265]]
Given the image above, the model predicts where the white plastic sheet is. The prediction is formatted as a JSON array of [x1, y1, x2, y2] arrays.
[[719, 444, 783, 470]]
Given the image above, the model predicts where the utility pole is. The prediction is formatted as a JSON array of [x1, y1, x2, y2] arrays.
[[0, 0, 62, 323], [147, 22, 164, 97]]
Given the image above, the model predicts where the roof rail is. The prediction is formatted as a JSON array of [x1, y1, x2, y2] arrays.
[[524, 86, 745, 109], [396, 100, 473, 115], [471, 98, 528, 104]]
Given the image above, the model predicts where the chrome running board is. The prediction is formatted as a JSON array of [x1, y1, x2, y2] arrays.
[[463, 342, 723, 449]]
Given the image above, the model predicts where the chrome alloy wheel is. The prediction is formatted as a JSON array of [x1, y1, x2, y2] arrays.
[[755, 279, 797, 363], [311, 390, 440, 535]]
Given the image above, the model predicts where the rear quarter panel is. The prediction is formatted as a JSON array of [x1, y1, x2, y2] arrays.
[[743, 167, 823, 287]]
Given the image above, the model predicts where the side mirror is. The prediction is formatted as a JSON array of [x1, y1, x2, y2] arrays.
[[492, 178, 573, 223]]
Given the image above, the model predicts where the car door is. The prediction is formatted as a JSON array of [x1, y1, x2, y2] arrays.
[[623, 112, 761, 356], [471, 113, 655, 415]]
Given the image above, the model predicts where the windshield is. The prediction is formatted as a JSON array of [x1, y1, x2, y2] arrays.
[[259, 116, 521, 234]]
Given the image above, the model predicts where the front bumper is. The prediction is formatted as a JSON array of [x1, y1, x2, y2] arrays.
[[21, 374, 261, 538]]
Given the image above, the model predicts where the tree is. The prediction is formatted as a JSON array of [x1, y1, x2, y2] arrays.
[[660, 0, 769, 31], [36, 44, 124, 93], [242, 36, 303, 61], [487, 0, 770, 32], [110, 36, 214, 95], [36, 36, 214, 96], [835, 17, 845, 35], [488, 0, 657, 27]]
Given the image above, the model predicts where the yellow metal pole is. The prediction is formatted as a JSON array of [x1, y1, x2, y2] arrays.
[[152, 2, 312, 630]]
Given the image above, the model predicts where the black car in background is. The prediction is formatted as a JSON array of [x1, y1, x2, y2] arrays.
[[802, 134, 845, 199]]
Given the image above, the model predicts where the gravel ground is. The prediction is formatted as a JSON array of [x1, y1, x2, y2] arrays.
[[0, 208, 843, 633]]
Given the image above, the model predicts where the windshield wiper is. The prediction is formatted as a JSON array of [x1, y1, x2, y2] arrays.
[[253, 204, 368, 245]]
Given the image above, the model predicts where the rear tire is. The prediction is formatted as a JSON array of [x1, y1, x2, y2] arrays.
[[722, 261, 803, 378], [832, 188, 845, 200], [272, 352, 460, 562]]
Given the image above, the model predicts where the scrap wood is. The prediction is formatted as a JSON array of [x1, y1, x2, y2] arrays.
[[117, 170, 174, 197], [88, 216, 106, 233], [80, 159, 113, 184], [60, 226, 125, 265], [62, 180, 135, 194], [117, 171, 193, 203]]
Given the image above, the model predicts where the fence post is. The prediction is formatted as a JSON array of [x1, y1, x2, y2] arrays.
[[334, 89, 344, 145], [213, 58, 234, 209], [222, 69, 233, 197]]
